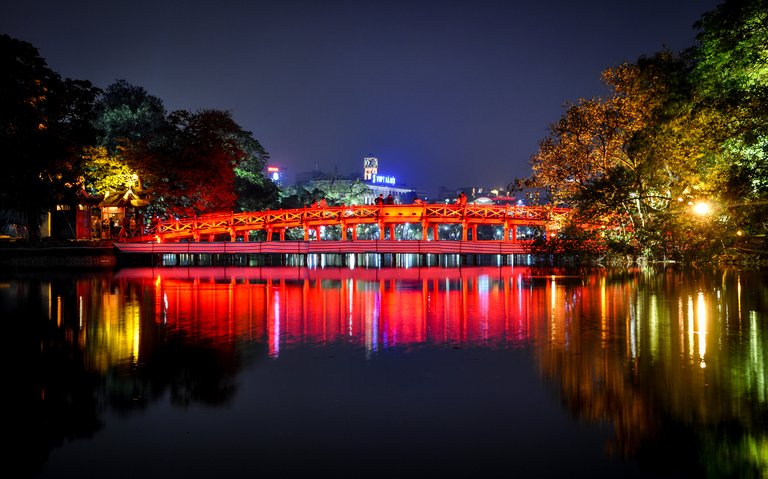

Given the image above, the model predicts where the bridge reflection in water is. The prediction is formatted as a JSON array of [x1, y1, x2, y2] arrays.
[[116, 266, 578, 356], [29, 265, 768, 477]]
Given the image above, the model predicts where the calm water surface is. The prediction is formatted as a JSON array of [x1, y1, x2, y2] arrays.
[[6, 264, 768, 478]]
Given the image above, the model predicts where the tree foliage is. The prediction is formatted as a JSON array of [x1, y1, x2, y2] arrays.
[[530, 0, 768, 262], [0, 34, 99, 240], [124, 109, 274, 218], [93, 79, 167, 153], [693, 0, 768, 239]]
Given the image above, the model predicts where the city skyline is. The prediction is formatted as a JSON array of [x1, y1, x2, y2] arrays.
[[2, 0, 721, 195]]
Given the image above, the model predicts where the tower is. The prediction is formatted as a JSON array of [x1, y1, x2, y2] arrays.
[[363, 155, 378, 181]]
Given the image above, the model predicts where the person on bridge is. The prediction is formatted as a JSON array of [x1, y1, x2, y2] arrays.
[[375, 194, 384, 205], [457, 192, 467, 206], [318, 197, 328, 208], [385, 194, 395, 205]]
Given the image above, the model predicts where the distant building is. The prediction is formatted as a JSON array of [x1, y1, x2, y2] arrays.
[[266, 165, 286, 188], [361, 155, 418, 204], [291, 155, 426, 205]]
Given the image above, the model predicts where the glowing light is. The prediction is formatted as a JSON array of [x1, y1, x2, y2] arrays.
[[692, 201, 712, 216], [371, 174, 396, 185]]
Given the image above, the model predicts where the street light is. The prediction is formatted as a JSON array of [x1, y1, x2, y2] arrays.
[[691, 200, 712, 216]]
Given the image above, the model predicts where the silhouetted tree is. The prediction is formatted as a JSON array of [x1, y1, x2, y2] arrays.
[[0, 34, 99, 240]]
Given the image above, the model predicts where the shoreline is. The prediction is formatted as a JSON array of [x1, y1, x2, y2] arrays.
[[0, 240, 118, 268]]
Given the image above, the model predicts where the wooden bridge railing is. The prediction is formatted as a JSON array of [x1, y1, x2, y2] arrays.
[[124, 203, 600, 243]]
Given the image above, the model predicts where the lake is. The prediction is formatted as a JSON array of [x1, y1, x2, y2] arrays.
[[6, 262, 767, 478]]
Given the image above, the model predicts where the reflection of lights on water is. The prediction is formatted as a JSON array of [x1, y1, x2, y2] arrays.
[[162, 292, 168, 324], [749, 311, 766, 403], [688, 295, 695, 363], [697, 292, 707, 367], [649, 294, 658, 360], [601, 277, 608, 346]]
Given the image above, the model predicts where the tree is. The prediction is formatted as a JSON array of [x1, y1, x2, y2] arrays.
[[530, 51, 727, 261], [0, 34, 99, 240], [127, 109, 273, 218], [234, 137, 279, 211], [93, 79, 167, 154], [693, 0, 768, 240], [80, 145, 139, 195]]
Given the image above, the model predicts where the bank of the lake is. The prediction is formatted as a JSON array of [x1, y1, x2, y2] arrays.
[[0, 240, 117, 268]]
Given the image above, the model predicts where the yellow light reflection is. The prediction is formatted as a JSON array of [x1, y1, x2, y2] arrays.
[[649, 294, 658, 361], [600, 276, 607, 345], [697, 292, 708, 368], [688, 295, 695, 363]]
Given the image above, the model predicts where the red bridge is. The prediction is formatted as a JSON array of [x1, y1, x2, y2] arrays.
[[115, 203, 607, 256]]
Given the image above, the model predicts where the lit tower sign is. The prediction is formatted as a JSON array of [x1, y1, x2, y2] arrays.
[[266, 166, 283, 186], [371, 174, 396, 185], [363, 155, 378, 181]]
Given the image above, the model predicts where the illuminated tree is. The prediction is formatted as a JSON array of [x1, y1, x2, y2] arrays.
[[693, 0, 768, 239], [306, 178, 370, 206], [80, 145, 139, 195], [127, 109, 273, 218]]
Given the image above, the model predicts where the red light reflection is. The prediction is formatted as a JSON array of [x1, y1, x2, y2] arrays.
[[119, 266, 594, 355]]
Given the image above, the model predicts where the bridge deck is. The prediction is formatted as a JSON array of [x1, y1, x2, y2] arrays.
[[114, 240, 537, 255]]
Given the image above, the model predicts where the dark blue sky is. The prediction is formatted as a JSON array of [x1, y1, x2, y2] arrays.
[[2, 0, 721, 197]]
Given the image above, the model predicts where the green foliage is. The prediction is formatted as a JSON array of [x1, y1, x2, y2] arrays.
[[530, 1, 768, 263], [234, 135, 279, 211], [80, 145, 139, 194], [280, 179, 369, 208], [93, 80, 167, 153]]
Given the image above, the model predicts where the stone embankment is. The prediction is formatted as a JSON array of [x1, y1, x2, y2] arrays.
[[0, 240, 117, 268]]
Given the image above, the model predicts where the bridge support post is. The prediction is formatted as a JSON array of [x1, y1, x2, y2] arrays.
[[303, 227, 309, 241], [432, 224, 439, 241], [341, 222, 347, 241], [461, 222, 468, 241], [422, 221, 428, 240]]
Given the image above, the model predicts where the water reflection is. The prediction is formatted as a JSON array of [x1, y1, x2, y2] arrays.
[[8, 266, 768, 478]]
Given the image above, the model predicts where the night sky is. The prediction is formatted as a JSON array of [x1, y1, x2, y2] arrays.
[[2, 0, 722, 197]]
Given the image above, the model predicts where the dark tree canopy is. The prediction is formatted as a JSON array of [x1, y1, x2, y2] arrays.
[[93, 79, 167, 153], [0, 34, 99, 240]]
